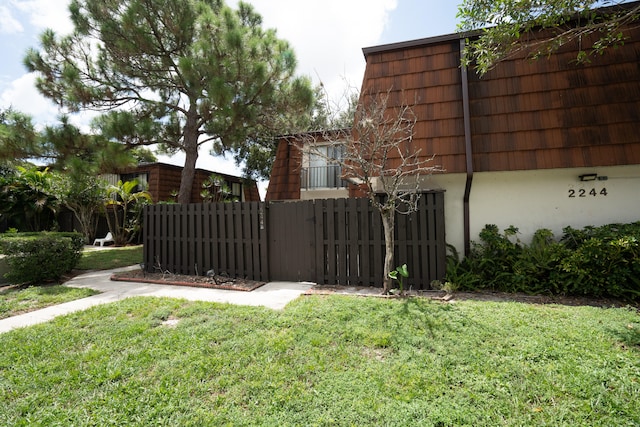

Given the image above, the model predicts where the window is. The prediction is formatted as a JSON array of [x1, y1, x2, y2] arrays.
[[120, 172, 149, 193], [301, 145, 346, 189], [231, 182, 242, 200]]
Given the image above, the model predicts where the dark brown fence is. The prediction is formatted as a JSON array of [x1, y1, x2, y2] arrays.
[[144, 202, 269, 281], [143, 192, 446, 289]]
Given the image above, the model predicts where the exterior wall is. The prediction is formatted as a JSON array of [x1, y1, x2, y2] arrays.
[[266, 139, 302, 201], [428, 164, 640, 255], [268, 8, 640, 255], [362, 38, 467, 174], [300, 188, 350, 200], [467, 25, 640, 172], [359, 16, 640, 255], [114, 163, 260, 203], [361, 24, 640, 175], [267, 131, 349, 201]]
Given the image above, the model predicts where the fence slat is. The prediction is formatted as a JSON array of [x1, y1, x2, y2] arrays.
[[347, 199, 359, 285], [356, 198, 371, 284], [313, 200, 325, 284]]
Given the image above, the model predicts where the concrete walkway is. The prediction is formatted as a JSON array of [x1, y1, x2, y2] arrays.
[[0, 266, 314, 334]]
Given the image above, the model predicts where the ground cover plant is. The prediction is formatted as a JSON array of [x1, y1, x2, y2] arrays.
[[0, 295, 638, 426], [0, 285, 97, 319], [76, 245, 143, 271], [446, 222, 640, 300]]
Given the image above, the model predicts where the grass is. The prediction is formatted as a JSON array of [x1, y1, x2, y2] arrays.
[[0, 295, 638, 426], [0, 246, 141, 319], [76, 245, 143, 270], [0, 285, 98, 319]]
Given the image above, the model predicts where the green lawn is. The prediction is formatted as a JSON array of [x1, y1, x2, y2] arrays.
[[0, 285, 98, 319], [1, 295, 638, 426], [76, 245, 143, 270], [0, 246, 141, 319]]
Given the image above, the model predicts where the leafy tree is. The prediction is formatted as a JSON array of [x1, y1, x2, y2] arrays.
[[0, 108, 40, 164], [104, 179, 152, 245], [25, 0, 315, 203], [302, 91, 442, 293], [56, 175, 108, 243], [41, 119, 144, 243], [457, 0, 640, 74]]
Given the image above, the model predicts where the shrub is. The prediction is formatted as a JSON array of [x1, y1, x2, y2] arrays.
[[0, 232, 84, 284], [445, 222, 640, 300], [468, 225, 523, 290], [560, 235, 640, 299]]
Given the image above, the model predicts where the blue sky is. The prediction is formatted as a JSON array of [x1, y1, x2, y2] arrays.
[[380, 0, 461, 44], [0, 0, 461, 183]]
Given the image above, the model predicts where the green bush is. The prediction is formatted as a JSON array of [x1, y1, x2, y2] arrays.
[[0, 232, 85, 284], [446, 222, 640, 300], [560, 234, 640, 299]]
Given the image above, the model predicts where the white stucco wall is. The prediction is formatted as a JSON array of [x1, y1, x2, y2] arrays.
[[426, 164, 640, 255], [301, 188, 349, 200]]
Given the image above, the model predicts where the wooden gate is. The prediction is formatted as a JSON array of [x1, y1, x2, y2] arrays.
[[267, 201, 317, 282]]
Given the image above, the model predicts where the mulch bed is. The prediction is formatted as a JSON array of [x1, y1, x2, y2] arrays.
[[306, 285, 636, 308], [110, 270, 266, 292], [108, 270, 635, 308]]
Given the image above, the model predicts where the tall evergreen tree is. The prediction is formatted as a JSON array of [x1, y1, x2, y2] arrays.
[[42, 116, 137, 175], [0, 108, 40, 164], [25, 0, 315, 203]]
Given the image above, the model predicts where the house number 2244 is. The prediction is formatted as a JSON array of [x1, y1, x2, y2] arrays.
[[568, 188, 608, 198]]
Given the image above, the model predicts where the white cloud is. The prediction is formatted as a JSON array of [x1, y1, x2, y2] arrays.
[[0, 73, 102, 133], [0, 73, 60, 127], [0, 5, 24, 34], [12, 0, 73, 34], [231, 0, 398, 101]]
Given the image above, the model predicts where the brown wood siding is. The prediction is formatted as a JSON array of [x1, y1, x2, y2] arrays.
[[361, 39, 467, 174], [117, 162, 260, 203], [266, 138, 302, 201], [361, 23, 640, 174], [468, 26, 640, 172]]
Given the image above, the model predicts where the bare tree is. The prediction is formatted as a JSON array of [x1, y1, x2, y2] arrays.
[[301, 90, 442, 293]]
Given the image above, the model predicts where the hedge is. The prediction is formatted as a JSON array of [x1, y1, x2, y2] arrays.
[[445, 222, 640, 301], [0, 232, 85, 284]]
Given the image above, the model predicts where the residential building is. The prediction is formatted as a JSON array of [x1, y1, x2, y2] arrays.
[[267, 10, 640, 256], [107, 162, 260, 203]]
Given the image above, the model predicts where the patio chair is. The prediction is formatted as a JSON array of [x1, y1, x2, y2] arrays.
[[93, 232, 114, 246]]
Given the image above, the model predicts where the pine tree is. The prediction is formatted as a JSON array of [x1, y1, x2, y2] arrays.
[[25, 0, 315, 203]]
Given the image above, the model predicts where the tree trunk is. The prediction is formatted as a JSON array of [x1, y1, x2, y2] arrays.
[[104, 205, 123, 246], [67, 205, 97, 244], [381, 208, 395, 294], [178, 105, 200, 204]]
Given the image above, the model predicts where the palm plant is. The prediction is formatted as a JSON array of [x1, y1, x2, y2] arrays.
[[104, 179, 152, 245], [0, 166, 60, 231]]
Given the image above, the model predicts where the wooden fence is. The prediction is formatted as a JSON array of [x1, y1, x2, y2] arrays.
[[144, 202, 269, 281], [143, 192, 446, 289]]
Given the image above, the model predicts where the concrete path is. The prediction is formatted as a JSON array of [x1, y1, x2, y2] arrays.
[[0, 266, 314, 334]]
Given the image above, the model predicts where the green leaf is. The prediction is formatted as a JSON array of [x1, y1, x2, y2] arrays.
[[398, 263, 409, 278]]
